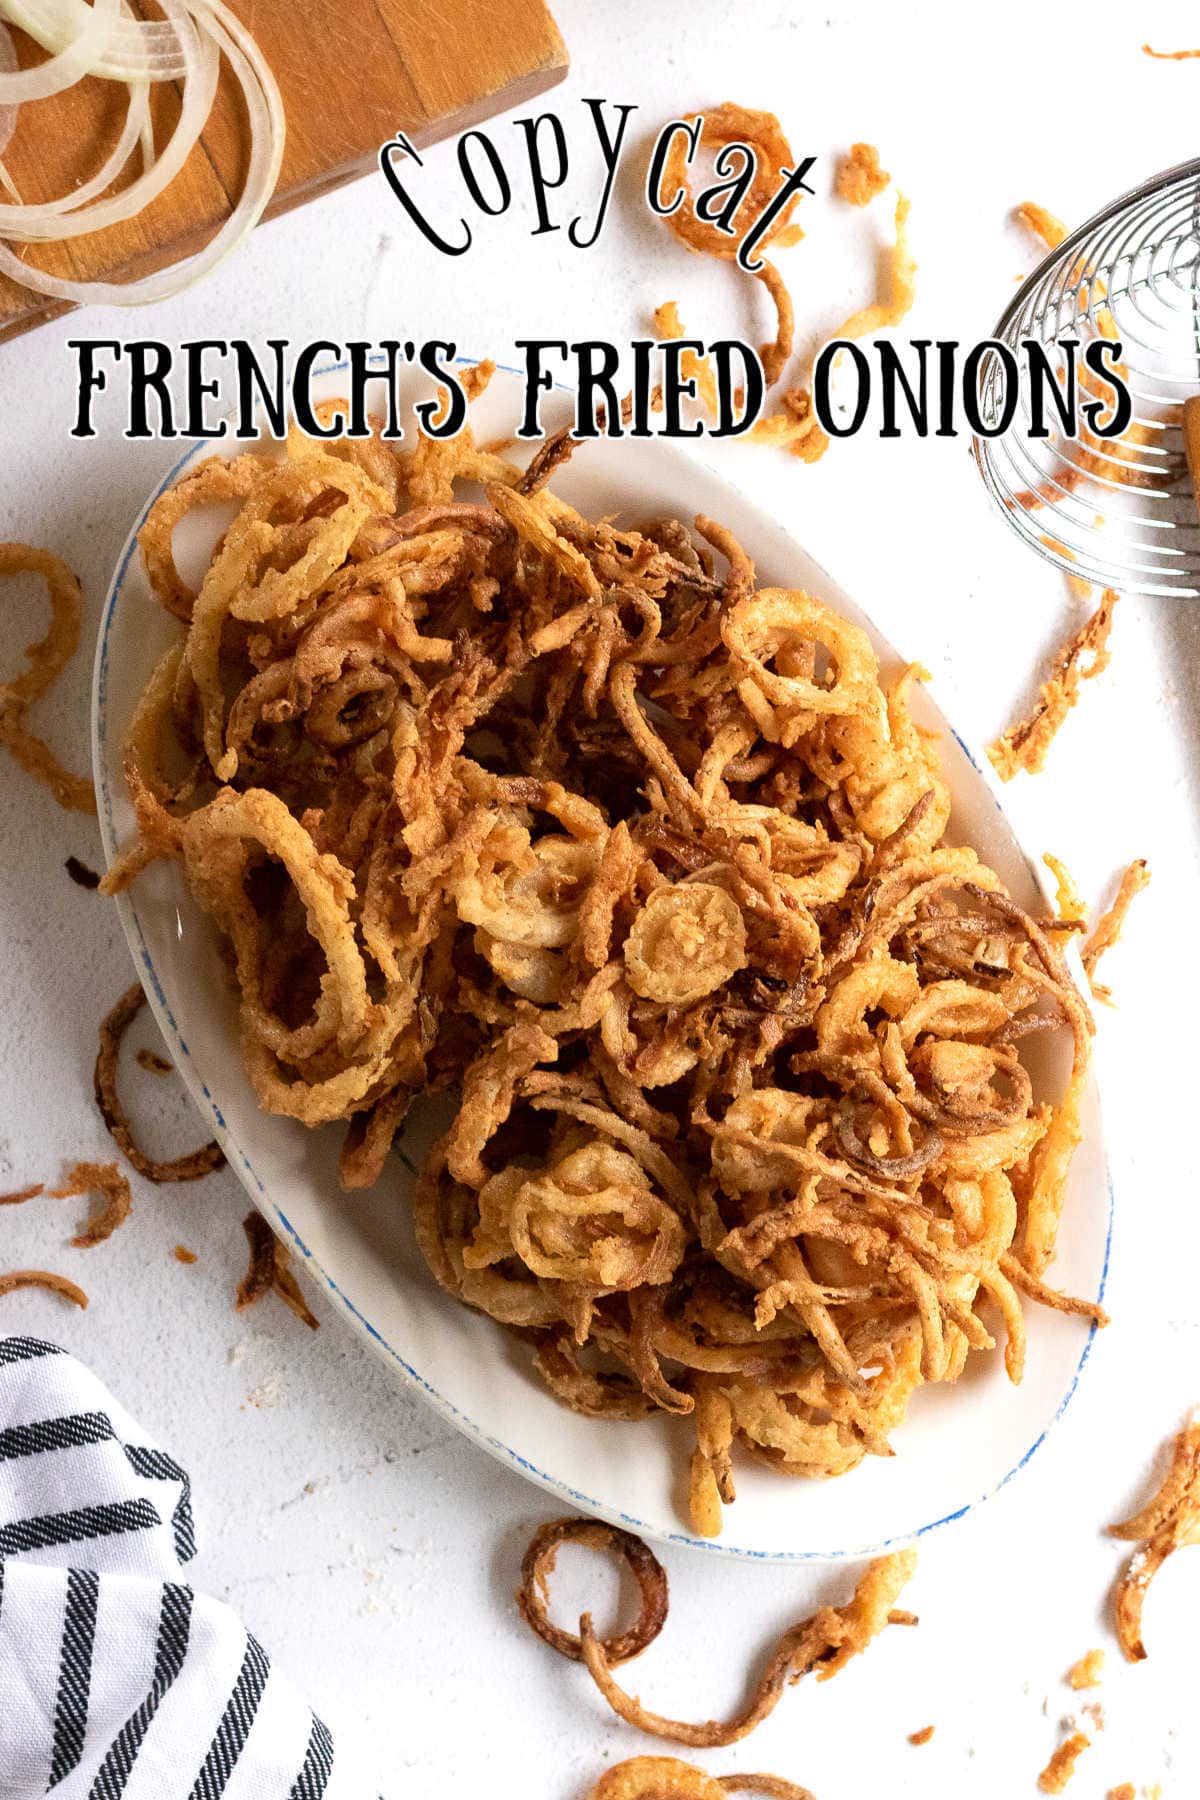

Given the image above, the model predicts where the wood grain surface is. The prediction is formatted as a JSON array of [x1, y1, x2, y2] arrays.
[[0, 0, 568, 341]]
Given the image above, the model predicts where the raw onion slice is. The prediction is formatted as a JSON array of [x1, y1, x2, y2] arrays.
[[5, 0, 186, 80], [0, 22, 18, 151], [0, 2, 217, 239], [0, 0, 119, 101], [0, 0, 284, 305]]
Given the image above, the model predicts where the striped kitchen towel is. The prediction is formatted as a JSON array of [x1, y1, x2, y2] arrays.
[[0, 1336, 385, 1799]]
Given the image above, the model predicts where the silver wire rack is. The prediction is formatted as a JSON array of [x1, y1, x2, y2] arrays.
[[973, 158, 1200, 598]]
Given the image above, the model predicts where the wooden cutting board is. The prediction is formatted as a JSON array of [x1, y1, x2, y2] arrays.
[[0, 0, 568, 342]]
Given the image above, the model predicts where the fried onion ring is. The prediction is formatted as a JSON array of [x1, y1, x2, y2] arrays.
[[95, 984, 224, 1183], [517, 1516, 669, 1665]]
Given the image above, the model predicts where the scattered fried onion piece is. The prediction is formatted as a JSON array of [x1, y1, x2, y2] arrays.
[[236, 1211, 278, 1310], [717, 1779, 813, 1800], [0, 543, 95, 813], [270, 1255, 320, 1330], [65, 856, 101, 890], [908, 1726, 935, 1747], [753, 260, 795, 389], [660, 104, 804, 261], [578, 1550, 916, 1747], [114, 381, 1096, 1537], [95, 984, 224, 1183], [1016, 203, 1070, 251], [654, 303, 720, 420], [0, 1269, 88, 1308], [174, 1245, 198, 1265], [0, 1183, 42, 1205], [1082, 860, 1149, 1004], [1043, 853, 1087, 928], [1109, 1413, 1200, 1662], [1067, 1648, 1104, 1690], [1038, 1733, 1090, 1794], [835, 143, 889, 206], [584, 1759, 812, 1800], [517, 1516, 669, 1665], [988, 590, 1118, 780], [1039, 536, 1094, 605], [1142, 43, 1200, 59], [235, 1211, 319, 1329], [746, 191, 914, 461], [49, 1161, 132, 1248]]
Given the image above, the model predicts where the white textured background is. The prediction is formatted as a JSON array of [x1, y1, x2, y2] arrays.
[[2, 3, 1199, 1795]]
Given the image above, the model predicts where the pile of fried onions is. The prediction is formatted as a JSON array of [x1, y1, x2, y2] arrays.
[[109, 370, 1102, 1535]]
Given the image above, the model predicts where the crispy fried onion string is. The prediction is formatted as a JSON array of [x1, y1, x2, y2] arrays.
[[0, 1269, 88, 1308], [659, 105, 805, 263], [49, 1160, 132, 1247], [235, 1210, 319, 1329], [577, 1548, 916, 1746], [520, 1515, 914, 1750], [95, 984, 224, 1182], [1082, 859, 1149, 1004], [989, 589, 1118, 781], [1109, 1413, 1200, 1662]]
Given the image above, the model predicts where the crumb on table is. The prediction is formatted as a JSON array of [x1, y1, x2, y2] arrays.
[[1067, 1648, 1105, 1690], [835, 141, 889, 205], [1038, 1733, 1090, 1794]]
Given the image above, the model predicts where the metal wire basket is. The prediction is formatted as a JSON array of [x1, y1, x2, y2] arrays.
[[974, 157, 1200, 597]]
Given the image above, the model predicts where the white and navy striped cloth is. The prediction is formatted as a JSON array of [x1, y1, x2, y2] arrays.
[[0, 1337, 385, 1799]]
